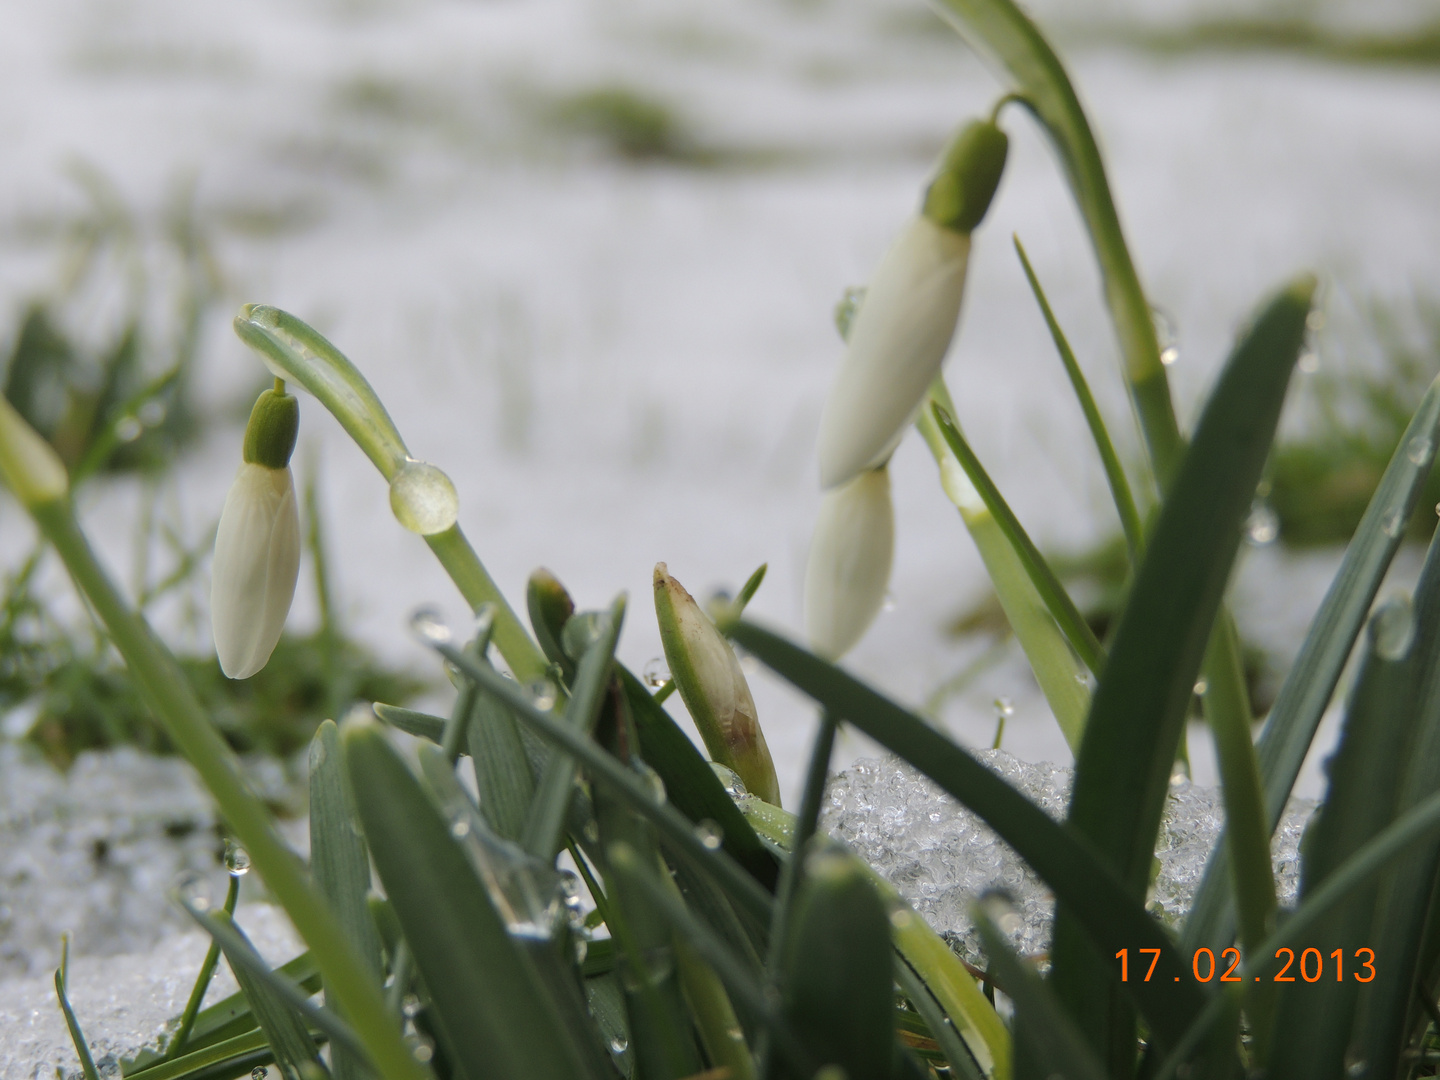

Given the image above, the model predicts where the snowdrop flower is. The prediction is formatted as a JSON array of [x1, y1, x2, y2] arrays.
[[815, 118, 1008, 490], [804, 467, 895, 660], [212, 384, 301, 679], [654, 563, 781, 805]]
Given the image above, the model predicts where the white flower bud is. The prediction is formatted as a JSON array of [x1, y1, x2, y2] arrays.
[[803, 467, 895, 660], [815, 216, 971, 490], [211, 462, 301, 679]]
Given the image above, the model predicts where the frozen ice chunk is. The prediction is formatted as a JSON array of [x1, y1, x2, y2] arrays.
[[822, 751, 1315, 966]]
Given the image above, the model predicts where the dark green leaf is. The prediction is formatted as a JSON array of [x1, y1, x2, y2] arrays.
[[344, 717, 597, 1080], [723, 617, 1208, 1053], [1186, 371, 1440, 956]]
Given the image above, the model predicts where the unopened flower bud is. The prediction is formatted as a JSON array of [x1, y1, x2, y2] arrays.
[[211, 387, 301, 680], [0, 394, 68, 507], [804, 467, 895, 660], [815, 118, 1007, 492], [654, 563, 781, 806]]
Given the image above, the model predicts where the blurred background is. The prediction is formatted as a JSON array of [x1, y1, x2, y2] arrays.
[[2, 0, 1439, 812]]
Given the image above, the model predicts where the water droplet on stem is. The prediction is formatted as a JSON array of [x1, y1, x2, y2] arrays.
[[390, 459, 459, 535]]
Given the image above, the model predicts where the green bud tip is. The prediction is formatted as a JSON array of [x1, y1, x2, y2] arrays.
[[242, 384, 299, 470], [921, 118, 1009, 235]]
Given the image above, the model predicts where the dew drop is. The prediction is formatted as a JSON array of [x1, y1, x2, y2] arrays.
[[609, 1036, 629, 1055], [573, 935, 589, 964], [1170, 767, 1189, 789], [224, 841, 251, 877], [252, 1068, 268, 1080], [451, 817, 471, 839], [993, 696, 1014, 718], [1408, 436, 1434, 467], [409, 606, 451, 645], [583, 819, 601, 844], [641, 657, 670, 688], [401, 993, 422, 1018], [115, 416, 143, 443], [1152, 307, 1179, 366], [694, 819, 724, 850], [711, 763, 748, 798], [526, 678, 558, 711], [389, 459, 459, 536], [1244, 500, 1279, 546], [1192, 678, 1208, 696], [407, 1034, 434, 1063], [1306, 308, 1327, 332], [635, 762, 667, 804], [888, 907, 915, 930], [1297, 349, 1319, 374], [138, 400, 166, 426], [1382, 507, 1407, 539], [1345, 1054, 1366, 1078]]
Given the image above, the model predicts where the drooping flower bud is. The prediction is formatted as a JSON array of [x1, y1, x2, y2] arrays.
[[803, 467, 894, 660], [211, 386, 301, 680], [654, 563, 782, 806], [0, 394, 68, 507], [815, 118, 1008, 491]]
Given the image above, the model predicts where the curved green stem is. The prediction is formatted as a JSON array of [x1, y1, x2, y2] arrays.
[[29, 497, 429, 1080]]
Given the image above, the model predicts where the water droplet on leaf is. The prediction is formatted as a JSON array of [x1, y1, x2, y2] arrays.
[[389, 459, 459, 535], [993, 696, 1014, 718], [1297, 349, 1319, 374], [1409, 436, 1434, 466], [526, 678, 558, 711], [115, 416, 143, 442], [694, 819, 723, 850], [641, 657, 670, 688], [1382, 507, 1407, 538], [410, 606, 451, 644], [224, 841, 250, 876], [609, 1036, 629, 1055], [1244, 500, 1279, 546], [251, 1068, 268, 1080]]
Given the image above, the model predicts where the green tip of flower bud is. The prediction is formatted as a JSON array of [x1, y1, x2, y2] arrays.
[[241, 388, 299, 470], [921, 119, 1009, 235], [528, 567, 577, 675], [0, 394, 69, 507]]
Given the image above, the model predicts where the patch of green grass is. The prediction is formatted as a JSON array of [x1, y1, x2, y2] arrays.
[[551, 84, 693, 161]]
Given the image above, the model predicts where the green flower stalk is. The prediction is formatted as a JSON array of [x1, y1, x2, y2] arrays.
[[814, 118, 1008, 490], [654, 562, 782, 806], [211, 385, 301, 679], [803, 466, 895, 660]]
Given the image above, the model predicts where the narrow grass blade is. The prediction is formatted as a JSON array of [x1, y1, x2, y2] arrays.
[[917, 381, 1092, 750], [1013, 235, 1144, 558], [26, 499, 425, 1080], [723, 617, 1207, 1054], [181, 906, 329, 1074], [927, 0, 1184, 484], [55, 939, 102, 1080], [1184, 371, 1440, 955], [344, 715, 600, 1080], [466, 664, 539, 845], [163, 875, 240, 1061], [972, 902, 1108, 1080], [524, 595, 625, 858], [1154, 789, 1440, 1080], [436, 639, 776, 924], [1348, 530, 1440, 1079], [166, 953, 320, 1054], [895, 961, 985, 1080], [591, 740, 706, 1080], [1265, 597, 1419, 1078], [373, 702, 445, 742], [931, 404, 1105, 675], [607, 841, 818, 1078], [126, 1029, 274, 1080], [309, 718, 383, 1080]]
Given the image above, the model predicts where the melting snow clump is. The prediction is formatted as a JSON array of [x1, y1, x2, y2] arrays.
[[823, 750, 1315, 965]]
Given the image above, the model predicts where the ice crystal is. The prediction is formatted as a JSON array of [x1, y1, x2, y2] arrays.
[[823, 751, 1315, 966]]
